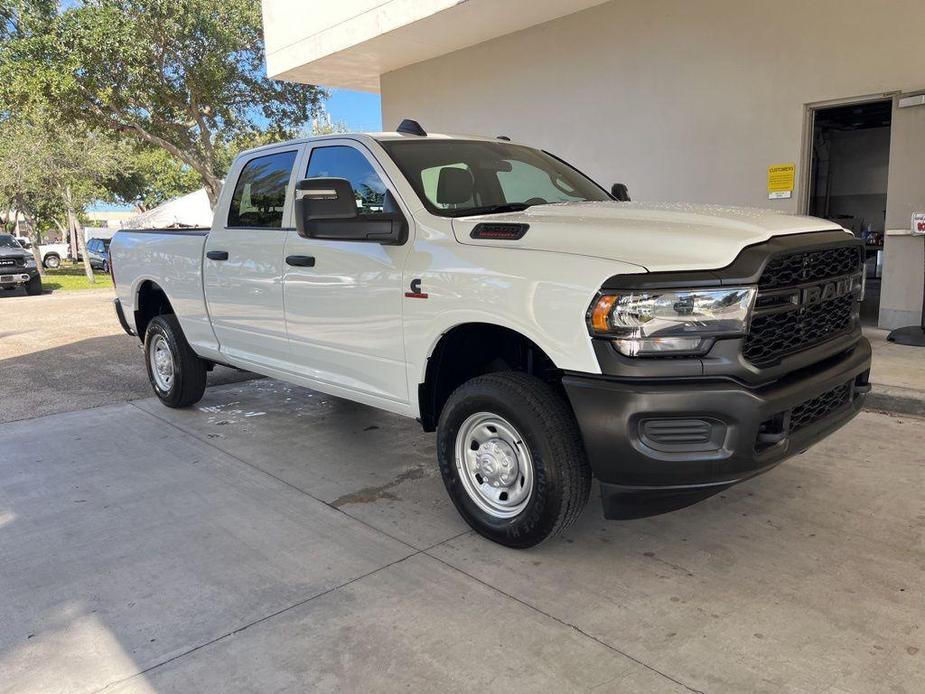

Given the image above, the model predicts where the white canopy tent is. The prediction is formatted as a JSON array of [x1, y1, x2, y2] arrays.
[[125, 188, 214, 229]]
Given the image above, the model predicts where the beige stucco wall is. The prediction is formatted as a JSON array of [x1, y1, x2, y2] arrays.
[[380, 0, 925, 327]]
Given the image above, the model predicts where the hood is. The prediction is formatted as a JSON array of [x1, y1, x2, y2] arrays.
[[451, 201, 846, 272], [0, 245, 29, 260]]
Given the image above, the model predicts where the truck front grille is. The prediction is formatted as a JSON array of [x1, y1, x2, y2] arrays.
[[789, 381, 852, 433], [743, 244, 863, 367], [755, 379, 855, 451], [757, 246, 862, 290]]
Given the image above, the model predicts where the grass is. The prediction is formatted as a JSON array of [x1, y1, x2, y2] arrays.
[[41, 264, 113, 292]]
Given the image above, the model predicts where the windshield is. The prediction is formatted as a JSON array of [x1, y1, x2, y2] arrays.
[[379, 140, 611, 217], [0, 234, 21, 250]]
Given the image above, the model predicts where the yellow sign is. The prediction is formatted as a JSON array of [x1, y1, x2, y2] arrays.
[[768, 163, 795, 199]]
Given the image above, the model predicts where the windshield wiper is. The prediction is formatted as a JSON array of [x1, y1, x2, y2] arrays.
[[456, 202, 532, 217]]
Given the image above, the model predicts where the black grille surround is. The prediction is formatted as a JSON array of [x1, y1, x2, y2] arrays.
[[743, 245, 864, 368]]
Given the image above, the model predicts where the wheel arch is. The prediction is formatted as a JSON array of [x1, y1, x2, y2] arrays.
[[417, 322, 563, 432], [133, 278, 175, 340]]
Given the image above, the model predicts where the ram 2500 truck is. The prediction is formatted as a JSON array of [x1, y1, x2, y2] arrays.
[[111, 123, 871, 548], [1, 233, 42, 294]]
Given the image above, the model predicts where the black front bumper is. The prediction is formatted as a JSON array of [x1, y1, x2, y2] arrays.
[[0, 267, 38, 285], [563, 338, 871, 519]]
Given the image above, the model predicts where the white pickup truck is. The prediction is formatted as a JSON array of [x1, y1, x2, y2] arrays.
[[15, 236, 68, 268], [111, 122, 871, 547]]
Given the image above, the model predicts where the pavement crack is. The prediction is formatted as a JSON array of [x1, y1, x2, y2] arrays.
[[424, 551, 707, 694], [91, 552, 421, 693], [127, 401, 420, 552]]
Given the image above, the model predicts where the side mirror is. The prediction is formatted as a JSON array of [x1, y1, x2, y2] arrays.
[[611, 183, 631, 202], [295, 177, 407, 245]]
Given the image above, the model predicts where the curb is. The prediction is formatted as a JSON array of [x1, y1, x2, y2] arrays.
[[865, 383, 925, 418]]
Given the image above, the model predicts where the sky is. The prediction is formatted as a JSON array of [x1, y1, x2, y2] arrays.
[[325, 88, 382, 132]]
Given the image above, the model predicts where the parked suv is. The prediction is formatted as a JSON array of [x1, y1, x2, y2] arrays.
[[0, 233, 42, 295], [111, 123, 871, 547], [86, 237, 111, 272]]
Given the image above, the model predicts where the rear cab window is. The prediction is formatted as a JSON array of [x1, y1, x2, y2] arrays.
[[227, 150, 298, 228]]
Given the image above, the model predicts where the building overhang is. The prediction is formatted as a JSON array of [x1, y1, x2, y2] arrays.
[[262, 0, 609, 91]]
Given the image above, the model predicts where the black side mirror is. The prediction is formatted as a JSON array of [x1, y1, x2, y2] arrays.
[[611, 183, 631, 202], [295, 177, 408, 245]]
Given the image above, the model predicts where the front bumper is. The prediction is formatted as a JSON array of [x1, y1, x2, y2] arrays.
[[563, 338, 871, 519], [0, 270, 36, 286]]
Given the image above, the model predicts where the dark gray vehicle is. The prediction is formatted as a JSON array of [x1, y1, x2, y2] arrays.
[[0, 233, 42, 295]]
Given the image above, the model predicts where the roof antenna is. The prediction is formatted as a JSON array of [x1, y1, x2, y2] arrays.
[[397, 119, 427, 136]]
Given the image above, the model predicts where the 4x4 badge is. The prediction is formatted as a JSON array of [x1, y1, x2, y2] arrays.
[[405, 278, 428, 299]]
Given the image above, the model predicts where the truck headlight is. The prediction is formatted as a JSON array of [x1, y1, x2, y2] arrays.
[[587, 287, 757, 356], [23, 257, 36, 268]]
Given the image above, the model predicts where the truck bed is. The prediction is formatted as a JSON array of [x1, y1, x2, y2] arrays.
[[110, 227, 218, 357]]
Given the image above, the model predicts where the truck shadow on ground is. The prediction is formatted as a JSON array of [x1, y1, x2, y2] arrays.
[[0, 334, 254, 424]]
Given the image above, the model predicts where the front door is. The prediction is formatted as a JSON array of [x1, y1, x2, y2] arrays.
[[203, 147, 299, 369], [282, 141, 411, 403]]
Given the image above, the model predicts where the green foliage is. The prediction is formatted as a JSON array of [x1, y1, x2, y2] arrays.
[[1, 0, 326, 206], [0, 107, 124, 234], [0, 0, 55, 40], [106, 146, 201, 211]]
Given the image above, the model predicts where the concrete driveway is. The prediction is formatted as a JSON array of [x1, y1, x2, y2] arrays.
[[1, 378, 922, 693], [0, 289, 251, 423]]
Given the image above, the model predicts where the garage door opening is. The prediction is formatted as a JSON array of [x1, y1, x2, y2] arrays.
[[807, 99, 892, 323]]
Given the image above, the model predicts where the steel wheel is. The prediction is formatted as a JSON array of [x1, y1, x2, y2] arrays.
[[149, 334, 175, 392], [455, 411, 534, 519]]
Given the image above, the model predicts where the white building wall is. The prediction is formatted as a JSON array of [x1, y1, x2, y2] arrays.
[[380, 0, 924, 213]]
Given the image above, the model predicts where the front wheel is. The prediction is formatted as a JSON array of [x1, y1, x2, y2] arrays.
[[43, 254, 60, 269], [25, 275, 42, 296], [144, 314, 207, 408], [437, 372, 591, 548]]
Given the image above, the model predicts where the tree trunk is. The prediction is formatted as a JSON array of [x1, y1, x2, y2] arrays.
[[65, 185, 94, 284], [14, 194, 45, 276], [203, 175, 221, 210]]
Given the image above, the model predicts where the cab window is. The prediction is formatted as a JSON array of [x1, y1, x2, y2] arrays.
[[306, 146, 387, 215], [227, 150, 297, 228]]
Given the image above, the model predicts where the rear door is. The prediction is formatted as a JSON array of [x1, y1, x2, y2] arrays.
[[203, 147, 300, 369], [282, 141, 411, 402]]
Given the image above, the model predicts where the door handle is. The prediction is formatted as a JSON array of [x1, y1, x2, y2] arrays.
[[286, 255, 316, 267], [207, 250, 229, 261]]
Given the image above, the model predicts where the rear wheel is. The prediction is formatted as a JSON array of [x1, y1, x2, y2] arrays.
[[144, 314, 207, 408], [25, 275, 42, 296], [437, 372, 591, 548]]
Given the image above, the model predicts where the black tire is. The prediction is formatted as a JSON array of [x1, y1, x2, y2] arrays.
[[43, 254, 60, 269], [437, 372, 591, 548], [102, 261, 110, 274], [144, 314, 207, 408], [25, 275, 42, 296]]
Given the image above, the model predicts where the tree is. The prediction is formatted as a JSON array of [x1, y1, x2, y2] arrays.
[[0, 0, 54, 40], [0, 108, 124, 281], [106, 145, 201, 212], [0, 0, 326, 209]]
